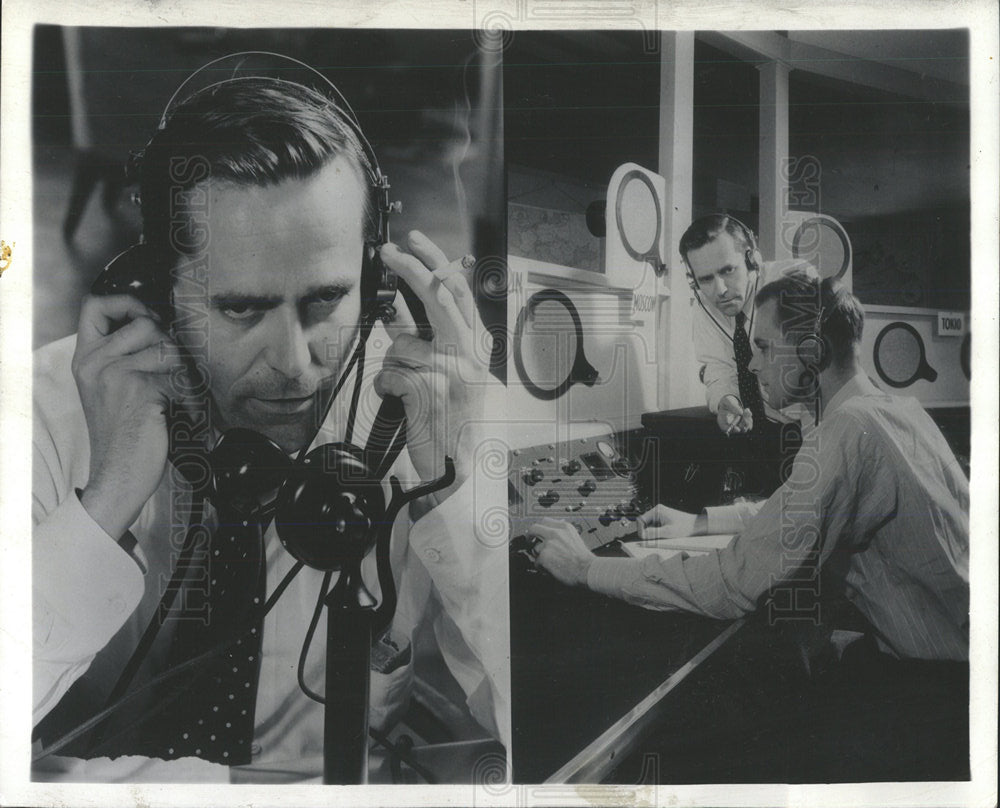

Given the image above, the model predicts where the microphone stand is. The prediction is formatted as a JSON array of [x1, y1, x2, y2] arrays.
[[324, 556, 377, 784], [321, 457, 456, 785]]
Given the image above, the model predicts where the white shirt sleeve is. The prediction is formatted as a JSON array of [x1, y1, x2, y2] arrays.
[[32, 339, 148, 726], [704, 499, 764, 534], [405, 466, 511, 749], [33, 492, 145, 726]]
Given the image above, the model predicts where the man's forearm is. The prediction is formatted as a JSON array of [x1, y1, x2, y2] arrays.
[[33, 494, 145, 723]]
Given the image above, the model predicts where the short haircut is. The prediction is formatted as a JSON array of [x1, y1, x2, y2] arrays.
[[136, 77, 377, 263], [678, 214, 755, 265], [755, 270, 864, 367]]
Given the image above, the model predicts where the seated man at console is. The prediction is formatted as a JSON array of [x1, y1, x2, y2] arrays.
[[536, 271, 968, 657], [682, 214, 816, 437], [32, 67, 508, 781], [533, 272, 969, 777]]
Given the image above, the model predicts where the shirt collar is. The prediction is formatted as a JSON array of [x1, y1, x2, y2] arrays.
[[824, 371, 881, 417]]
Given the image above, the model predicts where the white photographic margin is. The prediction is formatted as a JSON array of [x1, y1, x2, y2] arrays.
[[1, 1, 996, 807]]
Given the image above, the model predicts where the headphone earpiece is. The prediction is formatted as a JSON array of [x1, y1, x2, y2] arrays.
[[745, 247, 763, 274], [92, 244, 174, 323], [794, 277, 840, 394], [796, 332, 827, 371], [361, 241, 398, 323]]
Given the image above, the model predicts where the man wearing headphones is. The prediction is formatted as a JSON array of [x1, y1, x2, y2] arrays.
[[31, 66, 508, 780], [681, 214, 816, 437], [531, 271, 969, 776]]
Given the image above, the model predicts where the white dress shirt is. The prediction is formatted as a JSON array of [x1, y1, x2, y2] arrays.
[[32, 331, 510, 781]]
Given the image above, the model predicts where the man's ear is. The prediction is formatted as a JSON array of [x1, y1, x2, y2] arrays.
[[745, 247, 763, 273]]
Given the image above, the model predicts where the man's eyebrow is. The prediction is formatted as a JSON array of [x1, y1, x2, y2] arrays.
[[301, 281, 355, 302], [210, 292, 283, 308], [209, 282, 356, 309]]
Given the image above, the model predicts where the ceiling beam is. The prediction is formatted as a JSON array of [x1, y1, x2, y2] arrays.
[[699, 31, 967, 105]]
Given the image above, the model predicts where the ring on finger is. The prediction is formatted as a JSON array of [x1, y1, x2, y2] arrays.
[[460, 254, 476, 270]]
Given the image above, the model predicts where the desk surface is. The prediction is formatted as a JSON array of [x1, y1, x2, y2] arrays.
[[510, 555, 740, 783]]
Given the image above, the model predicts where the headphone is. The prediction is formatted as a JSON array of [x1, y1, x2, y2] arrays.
[[83, 54, 459, 711], [91, 49, 425, 546], [96, 51, 400, 326], [36, 52, 462, 771], [681, 214, 762, 292], [794, 276, 843, 399]]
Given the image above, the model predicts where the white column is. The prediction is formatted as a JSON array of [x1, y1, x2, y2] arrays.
[[657, 31, 698, 410], [758, 60, 791, 260]]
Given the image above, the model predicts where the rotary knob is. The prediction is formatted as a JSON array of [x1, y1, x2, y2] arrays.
[[538, 489, 561, 508], [563, 459, 582, 475], [579, 479, 597, 495], [527, 468, 545, 485]]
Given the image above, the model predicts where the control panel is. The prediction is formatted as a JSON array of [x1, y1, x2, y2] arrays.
[[508, 428, 661, 558]]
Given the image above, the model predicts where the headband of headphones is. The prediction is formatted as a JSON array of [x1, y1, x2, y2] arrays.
[[112, 51, 402, 323], [163, 52, 381, 182], [128, 52, 394, 246]]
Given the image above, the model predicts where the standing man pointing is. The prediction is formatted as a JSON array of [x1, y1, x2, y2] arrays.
[[681, 214, 816, 437]]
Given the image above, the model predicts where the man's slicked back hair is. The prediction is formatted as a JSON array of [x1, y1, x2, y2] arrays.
[[137, 78, 377, 258], [679, 213, 754, 265]]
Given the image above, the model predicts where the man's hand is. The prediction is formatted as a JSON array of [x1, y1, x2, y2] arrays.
[[717, 394, 753, 435], [531, 518, 594, 587], [72, 294, 188, 539], [375, 231, 490, 502], [637, 504, 705, 540]]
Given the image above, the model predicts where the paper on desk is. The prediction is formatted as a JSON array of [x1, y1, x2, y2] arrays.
[[622, 533, 735, 561]]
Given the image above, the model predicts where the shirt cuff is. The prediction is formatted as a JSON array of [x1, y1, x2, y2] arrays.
[[707, 387, 739, 415], [705, 505, 747, 535], [408, 471, 506, 581], [34, 491, 146, 660], [73, 489, 147, 573], [587, 557, 645, 600]]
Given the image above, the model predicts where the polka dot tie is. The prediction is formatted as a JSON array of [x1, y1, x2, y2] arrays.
[[734, 311, 767, 434], [134, 506, 266, 765]]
